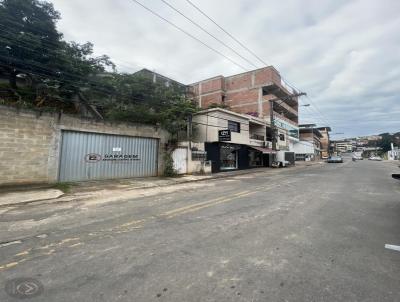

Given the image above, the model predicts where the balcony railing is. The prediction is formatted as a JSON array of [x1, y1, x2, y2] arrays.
[[274, 101, 298, 118], [250, 134, 265, 141]]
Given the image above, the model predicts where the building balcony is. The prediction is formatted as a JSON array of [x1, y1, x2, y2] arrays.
[[272, 111, 299, 127], [273, 100, 298, 121], [261, 69, 298, 107], [250, 134, 265, 141]]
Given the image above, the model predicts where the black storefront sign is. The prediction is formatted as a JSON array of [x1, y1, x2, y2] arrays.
[[218, 129, 231, 141]]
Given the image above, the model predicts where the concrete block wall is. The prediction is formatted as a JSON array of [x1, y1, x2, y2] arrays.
[[0, 106, 169, 186]]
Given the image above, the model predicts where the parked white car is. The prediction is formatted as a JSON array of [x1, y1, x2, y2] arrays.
[[369, 156, 382, 161]]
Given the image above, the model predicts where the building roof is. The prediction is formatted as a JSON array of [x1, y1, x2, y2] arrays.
[[189, 66, 275, 85], [299, 123, 317, 128], [194, 107, 271, 126], [316, 126, 332, 131], [133, 68, 186, 87], [299, 127, 323, 138]]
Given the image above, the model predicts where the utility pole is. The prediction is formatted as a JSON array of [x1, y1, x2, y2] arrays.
[[269, 92, 306, 153], [269, 99, 276, 151], [187, 113, 192, 149]]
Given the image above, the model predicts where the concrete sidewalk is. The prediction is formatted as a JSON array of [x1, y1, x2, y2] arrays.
[[0, 161, 324, 207]]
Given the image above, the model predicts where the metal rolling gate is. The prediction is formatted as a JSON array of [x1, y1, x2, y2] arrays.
[[59, 131, 158, 182], [285, 152, 295, 165]]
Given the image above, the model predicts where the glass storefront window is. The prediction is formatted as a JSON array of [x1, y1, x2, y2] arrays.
[[220, 144, 238, 170]]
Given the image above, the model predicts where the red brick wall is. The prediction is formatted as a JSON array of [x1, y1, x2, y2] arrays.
[[200, 77, 224, 94], [225, 73, 252, 90], [201, 92, 223, 108], [190, 67, 297, 121], [254, 68, 281, 86], [226, 89, 259, 115]]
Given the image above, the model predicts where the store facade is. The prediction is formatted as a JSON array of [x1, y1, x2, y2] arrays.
[[204, 143, 275, 173], [193, 108, 276, 173]]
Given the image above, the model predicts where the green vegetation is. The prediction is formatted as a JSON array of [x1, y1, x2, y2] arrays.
[[53, 182, 72, 193], [377, 132, 400, 153], [162, 153, 178, 177], [207, 102, 230, 109], [0, 0, 197, 138]]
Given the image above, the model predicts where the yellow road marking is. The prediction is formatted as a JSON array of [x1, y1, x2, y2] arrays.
[[120, 219, 146, 228], [68, 242, 84, 248], [0, 187, 267, 271], [161, 196, 228, 216], [59, 237, 80, 245], [42, 249, 56, 255], [0, 261, 20, 271], [166, 191, 256, 218], [15, 250, 30, 257]]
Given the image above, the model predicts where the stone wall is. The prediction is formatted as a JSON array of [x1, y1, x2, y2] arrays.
[[0, 106, 169, 186]]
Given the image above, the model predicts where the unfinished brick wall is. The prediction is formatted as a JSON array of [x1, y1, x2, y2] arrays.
[[190, 67, 297, 121]]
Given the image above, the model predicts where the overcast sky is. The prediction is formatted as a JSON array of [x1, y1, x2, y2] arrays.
[[50, 0, 400, 138]]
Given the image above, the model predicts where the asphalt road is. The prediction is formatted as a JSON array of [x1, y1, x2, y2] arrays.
[[1, 158, 400, 301]]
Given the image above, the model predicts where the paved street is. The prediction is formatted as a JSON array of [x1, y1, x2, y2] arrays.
[[1, 159, 400, 302]]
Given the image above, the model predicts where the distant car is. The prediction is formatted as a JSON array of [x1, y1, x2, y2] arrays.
[[352, 155, 363, 160], [392, 166, 400, 180], [327, 156, 343, 163], [369, 156, 382, 161]]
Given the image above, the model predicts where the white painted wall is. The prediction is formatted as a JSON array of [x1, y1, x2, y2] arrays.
[[292, 140, 315, 154], [193, 110, 251, 145]]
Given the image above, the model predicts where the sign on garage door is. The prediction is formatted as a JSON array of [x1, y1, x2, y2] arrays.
[[59, 131, 158, 182]]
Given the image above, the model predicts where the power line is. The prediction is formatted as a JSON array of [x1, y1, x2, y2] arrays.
[[184, 0, 268, 67], [160, 0, 258, 69], [299, 101, 330, 127], [128, 0, 248, 71], [282, 78, 333, 127]]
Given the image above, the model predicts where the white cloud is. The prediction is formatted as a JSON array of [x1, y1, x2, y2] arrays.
[[50, 0, 400, 137]]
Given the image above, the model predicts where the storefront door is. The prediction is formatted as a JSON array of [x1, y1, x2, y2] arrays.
[[220, 144, 239, 170]]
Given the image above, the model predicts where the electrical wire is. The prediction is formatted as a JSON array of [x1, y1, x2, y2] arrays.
[[160, 0, 258, 69], [184, 0, 268, 67], [128, 0, 248, 71]]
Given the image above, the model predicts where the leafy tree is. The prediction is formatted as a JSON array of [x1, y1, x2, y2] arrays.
[[0, 0, 196, 139], [0, 0, 62, 88], [103, 74, 197, 138], [378, 133, 395, 153], [0, 0, 114, 102]]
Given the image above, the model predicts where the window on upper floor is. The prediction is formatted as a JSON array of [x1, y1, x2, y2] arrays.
[[279, 133, 285, 141], [228, 120, 240, 133]]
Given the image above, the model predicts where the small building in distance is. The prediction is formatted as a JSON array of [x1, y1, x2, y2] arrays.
[[316, 127, 331, 159]]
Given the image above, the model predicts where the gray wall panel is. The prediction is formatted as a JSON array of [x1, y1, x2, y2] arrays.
[[59, 131, 158, 182]]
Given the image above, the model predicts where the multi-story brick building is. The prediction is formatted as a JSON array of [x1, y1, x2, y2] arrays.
[[189, 66, 299, 127], [189, 66, 300, 165]]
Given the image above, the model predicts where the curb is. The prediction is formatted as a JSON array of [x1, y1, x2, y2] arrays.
[[3, 162, 324, 207]]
